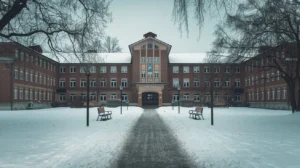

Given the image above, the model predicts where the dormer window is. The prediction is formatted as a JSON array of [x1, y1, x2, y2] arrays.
[[155, 45, 159, 49], [141, 45, 146, 49], [148, 43, 153, 49]]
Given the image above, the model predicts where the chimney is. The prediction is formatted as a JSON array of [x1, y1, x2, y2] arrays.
[[28, 45, 43, 53], [143, 32, 157, 38]]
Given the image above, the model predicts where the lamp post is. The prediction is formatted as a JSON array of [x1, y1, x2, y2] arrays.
[[120, 86, 123, 114], [86, 71, 91, 127], [177, 84, 181, 114]]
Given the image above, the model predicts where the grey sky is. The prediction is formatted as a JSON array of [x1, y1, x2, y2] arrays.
[[105, 0, 221, 53]]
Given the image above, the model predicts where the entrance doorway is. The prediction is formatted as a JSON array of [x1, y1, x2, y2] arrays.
[[142, 92, 158, 106]]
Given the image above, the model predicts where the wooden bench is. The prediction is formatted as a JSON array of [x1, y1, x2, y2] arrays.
[[96, 107, 112, 121], [214, 102, 228, 107], [189, 107, 204, 120]]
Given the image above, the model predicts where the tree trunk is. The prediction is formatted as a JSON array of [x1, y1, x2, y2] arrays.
[[87, 74, 90, 126], [289, 82, 297, 113], [210, 84, 214, 126]]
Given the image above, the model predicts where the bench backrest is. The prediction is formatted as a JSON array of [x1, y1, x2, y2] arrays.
[[98, 107, 105, 114], [195, 107, 203, 113]]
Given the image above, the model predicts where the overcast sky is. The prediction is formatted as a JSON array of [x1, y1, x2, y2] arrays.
[[105, 0, 222, 53]]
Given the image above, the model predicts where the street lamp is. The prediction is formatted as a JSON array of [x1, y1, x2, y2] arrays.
[[177, 84, 181, 114], [120, 86, 123, 114], [86, 71, 91, 127]]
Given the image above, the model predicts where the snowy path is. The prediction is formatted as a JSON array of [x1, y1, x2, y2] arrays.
[[110, 109, 195, 168]]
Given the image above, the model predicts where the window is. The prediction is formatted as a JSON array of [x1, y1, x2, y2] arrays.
[[147, 72, 153, 78], [255, 76, 258, 84], [81, 94, 87, 101], [100, 79, 106, 87], [80, 79, 87, 87], [183, 66, 189, 73], [121, 66, 127, 73], [141, 57, 146, 63], [35, 72, 38, 83], [271, 72, 275, 81], [110, 79, 117, 87], [141, 71, 146, 78], [19, 69, 24, 80], [44, 76, 46, 85], [234, 67, 240, 73], [204, 66, 210, 73], [90, 94, 96, 101], [224, 67, 230, 73], [247, 77, 250, 86], [35, 90, 38, 100], [267, 73, 270, 82], [154, 57, 159, 64], [14, 68, 18, 79], [147, 57, 152, 63], [225, 80, 230, 87], [30, 89, 33, 100], [283, 88, 286, 99], [110, 66, 117, 73], [59, 94, 66, 101], [154, 71, 159, 78], [277, 88, 281, 100], [100, 66, 107, 73], [43, 91, 46, 100], [173, 78, 179, 87], [60, 66, 66, 73], [39, 74, 42, 84], [204, 81, 210, 87], [252, 92, 254, 101], [122, 94, 128, 101], [277, 71, 280, 80], [172, 94, 179, 101], [214, 79, 220, 87], [110, 94, 117, 99], [70, 66, 76, 73], [183, 93, 189, 99], [53, 79, 55, 86], [261, 91, 264, 100], [194, 79, 200, 87], [173, 66, 179, 73], [14, 87, 18, 99], [267, 89, 270, 100], [183, 78, 190, 87], [90, 66, 96, 73], [25, 89, 29, 100], [272, 88, 275, 100], [15, 49, 18, 59], [40, 59, 42, 67], [35, 57, 38, 66], [251, 76, 254, 85], [26, 54, 28, 62], [121, 79, 127, 87], [194, 94, 200, 101], [59, 79, 66, 88], [256, 91, 259, 101], [235, 95, 241, 102], [214, 66, 220, 73], [261, 74, 264, 83], [70, 78, 76, 87], [148, 43, 153, 49], [193, 66, 200, 73], [100, 94, 106, 101], [30, 71, 33, 82], [261, 58, 264, 66], [20, 52, 24, 61], [90, 79, 96, 87], [235, 79, 240, 87], [155, 45, 159, 49], [70, 94, 76, 102]]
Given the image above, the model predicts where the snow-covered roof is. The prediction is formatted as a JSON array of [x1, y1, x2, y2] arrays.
[[43, 53, 132, 64], [169, 53, 207, 63]]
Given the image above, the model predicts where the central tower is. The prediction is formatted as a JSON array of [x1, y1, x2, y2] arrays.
[[129, 32, 172, 106]]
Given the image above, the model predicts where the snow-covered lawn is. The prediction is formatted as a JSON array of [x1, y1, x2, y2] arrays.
[[0, 107, 143, 168], [157, 107, 300, 168]]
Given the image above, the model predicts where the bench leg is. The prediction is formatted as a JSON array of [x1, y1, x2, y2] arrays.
[[201, 115, 204, 120], [96, 115, 100, 121]]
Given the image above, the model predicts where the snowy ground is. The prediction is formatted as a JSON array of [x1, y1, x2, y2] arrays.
[[1, 107, 300, 168], [0, 107, 143, 168], [157, 107, 300, 168]]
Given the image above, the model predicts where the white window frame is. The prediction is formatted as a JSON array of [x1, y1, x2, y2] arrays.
[[183, 66, 189, 73], [70, 78, 76, 88], [173, 78, 179, 87], [100, 66, 107, 73], [121, 66, 128, 73], [183, 78, 190, 87], [110, 78, 117, 88], [110, 66, 117, 73], [70, 66, 76, 73], [193, 66, 200, 73], [173, 66, 179, 73]]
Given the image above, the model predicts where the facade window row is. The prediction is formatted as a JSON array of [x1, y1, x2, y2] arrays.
[[59, 78, 128, 88], [60, 65, 128, 74], [14, 68, 55, 86], [248, 88, 286, 101], [173, 78, 240, 88], [59, 93, 128, 102], [14, 87, 53, 101], [172, 66, 240, 73]]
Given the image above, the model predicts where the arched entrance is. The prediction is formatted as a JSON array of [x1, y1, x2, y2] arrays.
[[142, 92, 158, 106]]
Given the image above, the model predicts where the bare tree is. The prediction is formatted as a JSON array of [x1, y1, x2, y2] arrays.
[[213, 0, 300, 112], [0, 0, 112, 54], [102, 36, 122, 53], [172, 0, 238, 36]]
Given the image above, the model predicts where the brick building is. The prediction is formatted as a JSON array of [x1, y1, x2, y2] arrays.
[[0, 32, 294, 110]]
